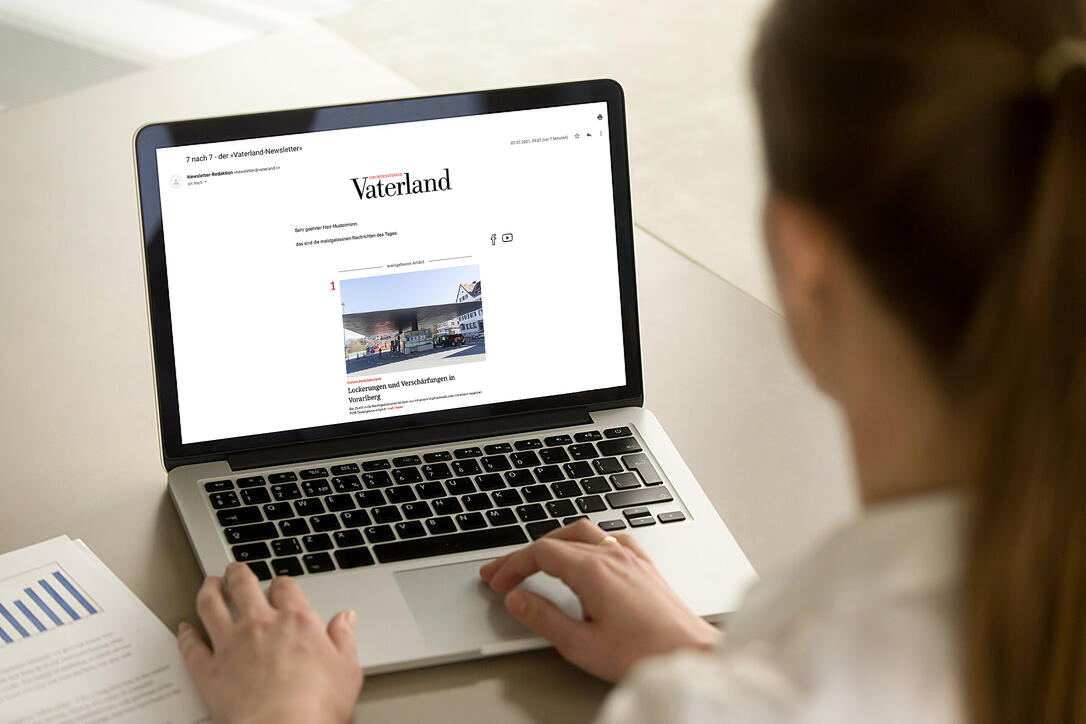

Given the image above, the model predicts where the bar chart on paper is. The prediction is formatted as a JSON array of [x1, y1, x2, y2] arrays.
[[0, 563, 101, 645]]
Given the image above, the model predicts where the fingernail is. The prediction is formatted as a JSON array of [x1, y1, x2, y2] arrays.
[[507, 590, 529, 617], [346, 610, 357, 627]]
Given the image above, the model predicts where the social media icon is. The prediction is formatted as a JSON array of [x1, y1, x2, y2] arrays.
[[502, 233, 513, 242]]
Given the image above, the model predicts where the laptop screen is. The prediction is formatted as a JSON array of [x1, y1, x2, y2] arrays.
[[154, 101, 627, 445]]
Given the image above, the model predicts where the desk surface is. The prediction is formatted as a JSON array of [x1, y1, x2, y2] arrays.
[[0, 22, 854, 723]]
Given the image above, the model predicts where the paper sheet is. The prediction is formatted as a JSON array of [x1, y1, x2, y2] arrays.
[[0, 536, 209, 723]]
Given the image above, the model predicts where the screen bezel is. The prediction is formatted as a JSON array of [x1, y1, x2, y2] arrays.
[[135, 79, 642, 469]]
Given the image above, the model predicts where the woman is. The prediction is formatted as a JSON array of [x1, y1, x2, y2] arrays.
[[175, 0, 1085, 721]]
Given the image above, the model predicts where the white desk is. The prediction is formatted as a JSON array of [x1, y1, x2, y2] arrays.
[[0, 22, 854, 722]]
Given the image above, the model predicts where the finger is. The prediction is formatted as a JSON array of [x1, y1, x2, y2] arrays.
[[195, 576, 233, 646], [487, 537, 593, 593], [267, 575, 311, 612], [327, 610, 359, 661], [613, 533, 651, 562], [505, 589, 591, 655], [177, 621, 213, 681], [223, 562, 272, 620], [548, 517, 608, 543], [479, 554, 512, 583]]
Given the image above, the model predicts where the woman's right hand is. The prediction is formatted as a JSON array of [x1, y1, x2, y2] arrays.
[[479, 519, 722, 682]]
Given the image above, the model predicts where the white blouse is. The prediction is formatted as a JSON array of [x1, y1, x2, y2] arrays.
[[596, 491, 964, 724]]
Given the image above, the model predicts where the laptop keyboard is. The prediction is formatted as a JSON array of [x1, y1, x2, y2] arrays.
[[202, 426, 686, 580]]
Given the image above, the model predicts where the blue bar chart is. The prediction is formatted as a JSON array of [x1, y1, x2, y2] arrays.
[[0, 563, 101, 645]]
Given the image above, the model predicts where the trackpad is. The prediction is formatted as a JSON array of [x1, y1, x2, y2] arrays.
[[394, 558, 583, 652]]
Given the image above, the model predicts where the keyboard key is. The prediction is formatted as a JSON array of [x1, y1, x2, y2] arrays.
[[224, 522, 277, 543], [452, 459, 482, 476], [504, 470, 534, 486], [551, 480, 582, 498], [522, 485, 552, 503], [340, 509, 371, 528], [325, 493, 356, 512], [659, 511, 687, 524], [396, 521, 427, 538], [623, 453, 664, 486], [422, 451, 452, 462], [302, 479, 332, 497], [426, 516, 457, 535], [302, 552, 335, 573], [245, 560, 273, 581], [272, 557, 304, 577], [236, 475, 266, 488], [598, 437, 642, 456], [386, 486, 417, 504], [204, 480, 233, 492], [623, 506, 652, 519], [210, 491, 240, 509], [262, 503, 293, 520], [603, 426, 633, 438], [415, 481, 445, 499], [362, 459, 391, 471], [372, 505, 402, 523], [568, 443, 599, 460], [593, 457, 624, 475], [241, 487, 271, 505], [475, 473, 505, 491], [271, 483, 302, 501], [363, 471, 393, 488], [610, 472, 642, 490], [486, 508, 517, 526], [629, 516, 656, 528], [510, 451, 540, 468], [599, 519, 627, 531], [279, 518, 310, 536], [462, 493, 493, 511], [546, 499, 577, 518], [218, 506, 263, 526], [232, 542, 270, 561], [575, 496, 607, 514], [294, 498, 325, 516], [333, 529, 365, 547], [445, 477, 476, 496], [393, 455, 422, 466], [606, 488, 674, 509], [516, 504, 547, 522], [539, 447, 570, 464], [527, 520, 561, 540], [543, 434, 573, 446], [564, 461, 593, 478], [364, 525, 395, 543], [269, 472, 298, 483], [492, 489, 523, 507], [453, 446, 483, 458], [373, 525, 528, 564], [272, 538, 302, 556], [484, 442, 513, 454], [303, 534, 334, 552], [432, 497, 464, 515], [574, 430, 603, 442], [422, 463, 452, 480], [330, 463, 360, 475], [514, 438, 543, 450], [310, 514, 340, 532], [533, 465, 564, 483], [481, 455, 511, 472], [456, 512, 487, 530], [334, 547, 375, 568], [393, 467, 423, 485], [563, 515, 589, 525], [331, 474, 363, 492], [300, 467, 329, 480], [402, 502, 433, 520], [581, 477, 611, 494], [355, 490, 385, 508]]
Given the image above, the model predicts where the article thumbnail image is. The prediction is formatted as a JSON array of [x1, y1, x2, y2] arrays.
[[341, 264, 485, 376]]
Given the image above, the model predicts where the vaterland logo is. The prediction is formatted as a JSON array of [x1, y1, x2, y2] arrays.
[[350, 168, 451, 199]]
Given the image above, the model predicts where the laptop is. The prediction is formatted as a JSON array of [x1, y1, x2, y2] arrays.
[[134, 79, 755, 673]]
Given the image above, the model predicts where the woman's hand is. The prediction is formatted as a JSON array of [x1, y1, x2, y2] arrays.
[[480, 519, 722, 682], [177, 562, 363, 724]]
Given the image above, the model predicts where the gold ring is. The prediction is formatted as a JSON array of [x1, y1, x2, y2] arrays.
[[595, 535, 619, 546]]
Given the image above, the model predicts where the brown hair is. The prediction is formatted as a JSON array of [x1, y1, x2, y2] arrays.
[[751, 1, 1086, 722]]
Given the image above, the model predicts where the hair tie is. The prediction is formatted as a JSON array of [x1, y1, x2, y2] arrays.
[[1036, 38, 1086, 96]]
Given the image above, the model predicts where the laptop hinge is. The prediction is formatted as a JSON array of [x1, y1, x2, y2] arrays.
[[226, 407, 593, 472]]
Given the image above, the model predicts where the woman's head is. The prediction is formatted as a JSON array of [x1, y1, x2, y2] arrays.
[[751, 1, 1085, 722]]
